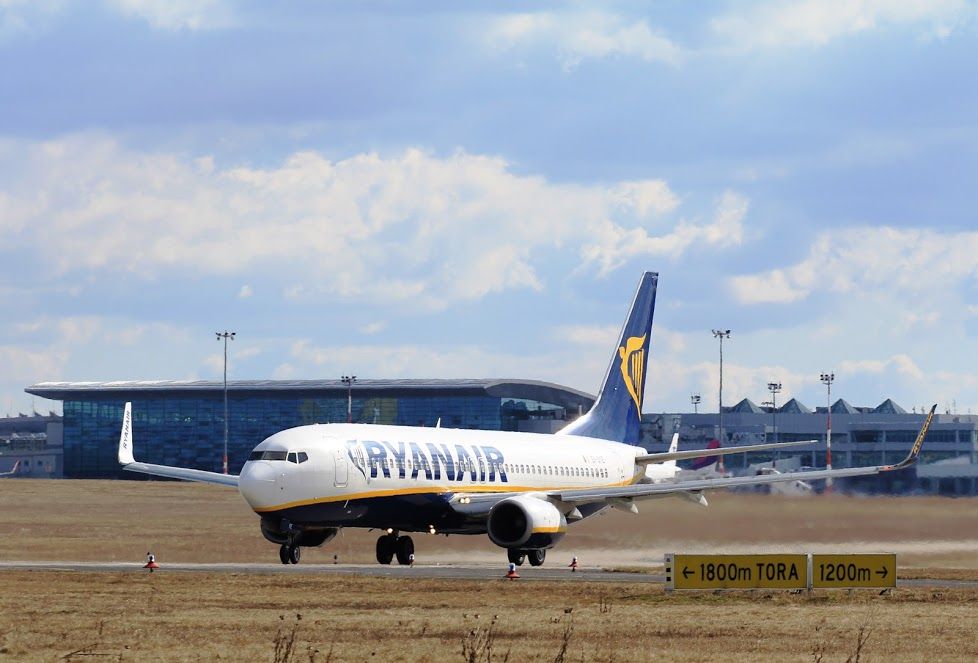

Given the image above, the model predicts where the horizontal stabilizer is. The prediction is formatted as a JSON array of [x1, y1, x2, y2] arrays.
[[123, 462, 239, 487], [118, 401, 239, 488]]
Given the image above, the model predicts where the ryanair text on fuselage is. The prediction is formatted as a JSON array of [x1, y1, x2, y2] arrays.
[[349, 440, 509, 483]]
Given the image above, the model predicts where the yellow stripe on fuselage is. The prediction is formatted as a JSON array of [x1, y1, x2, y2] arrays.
[[252, 469, 645, 514]]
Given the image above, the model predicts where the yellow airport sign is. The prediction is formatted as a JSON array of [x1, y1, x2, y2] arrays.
[[811, 554, 896, 589], [666, 554, 808, 590]]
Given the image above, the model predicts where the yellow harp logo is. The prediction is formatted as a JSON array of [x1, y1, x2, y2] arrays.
[[618, 335, 646, 414]]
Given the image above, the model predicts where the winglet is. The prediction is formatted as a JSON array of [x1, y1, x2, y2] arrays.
[[118, 402, 134, 465], [886, 403, 936, 471]]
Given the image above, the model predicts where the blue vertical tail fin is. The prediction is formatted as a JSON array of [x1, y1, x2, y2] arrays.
[[559, 271, 658, 445]]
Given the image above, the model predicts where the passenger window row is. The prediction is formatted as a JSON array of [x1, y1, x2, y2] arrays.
[[503, 464, 607, 479]]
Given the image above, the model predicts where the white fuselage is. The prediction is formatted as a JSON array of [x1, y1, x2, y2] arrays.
[[237, 423, 644, 529]]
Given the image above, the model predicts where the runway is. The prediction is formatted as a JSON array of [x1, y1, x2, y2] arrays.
[[2, 560, 976, 588], [0, 560, 657, 582]]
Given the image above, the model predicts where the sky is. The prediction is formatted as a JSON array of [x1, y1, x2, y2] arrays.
[[2, 0, 977, 417]]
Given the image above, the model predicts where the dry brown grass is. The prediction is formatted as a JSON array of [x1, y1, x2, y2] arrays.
[[2, 479, 977, 568], [1, 571, 978, 661], [2, 481, 978, 660]]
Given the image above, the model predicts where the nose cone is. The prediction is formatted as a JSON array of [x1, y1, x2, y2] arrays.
[[238, 461, 278, 510]]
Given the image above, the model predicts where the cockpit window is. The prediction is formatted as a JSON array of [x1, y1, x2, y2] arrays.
[[248, 450, 288, 461], [248, 449, 307, 462]]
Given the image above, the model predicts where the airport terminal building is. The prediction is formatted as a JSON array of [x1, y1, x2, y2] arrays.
[[25, 379, 595, 479], [642, 398, 978, 495], [16, 382, 978, 495]]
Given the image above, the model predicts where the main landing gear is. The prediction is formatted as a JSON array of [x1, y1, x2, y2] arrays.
[[508, 548, 546, 567], [376, 532, 414, 565], [279, 544, 301, 565]]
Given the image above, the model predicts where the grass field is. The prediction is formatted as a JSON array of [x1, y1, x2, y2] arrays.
[[1, 479, 976, 568], [2, 479, 978, 660], [2, 571, 978, 661]]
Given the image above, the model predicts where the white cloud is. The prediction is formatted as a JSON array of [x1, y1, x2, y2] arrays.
[[582, 190, 746, 276], [712, 0, 973, 50], [558, 324, 619, 347], [645, 355, 820, 413], [840, 353, 924, 380], [0, 345, 66, 382], [729, 226, 978, 305], [288, 338, 609, 397], [0, 0, 231, 35], [360, 321, 388, 335], [106, 0, 232, 31], [488, 11, 681, 68], [0, 0, 64, 38], [237, 284, 253, 299], [614, 180, 681, 217], [0, 136, 743, 308]]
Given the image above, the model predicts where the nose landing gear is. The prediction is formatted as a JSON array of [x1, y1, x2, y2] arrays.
[[376, 532, 415, 565]]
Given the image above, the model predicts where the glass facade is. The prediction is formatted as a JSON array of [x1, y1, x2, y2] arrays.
[[59, 387, 584, 478]]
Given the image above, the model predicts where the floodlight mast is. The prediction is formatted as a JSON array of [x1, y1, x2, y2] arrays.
[[820, 371, 835, 490], [767, 381, 782, 463], [216, 331, 236, 474], [711, 330, 731, 447], [341, 375, 357, 423], [690, 393, 701, 414]]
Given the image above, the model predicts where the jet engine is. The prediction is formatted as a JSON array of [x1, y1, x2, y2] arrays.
[[487, 495, 566, 549], [260, 518, 339, 547]]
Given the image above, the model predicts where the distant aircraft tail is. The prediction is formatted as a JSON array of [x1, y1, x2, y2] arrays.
[[662, 433, 679, 470], [559, 271, 657, 445], [690, 439, 721, 471]]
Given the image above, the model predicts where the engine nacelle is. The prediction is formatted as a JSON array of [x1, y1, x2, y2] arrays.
[[487, 495, 566, 549], [260, 518, 339, 547]]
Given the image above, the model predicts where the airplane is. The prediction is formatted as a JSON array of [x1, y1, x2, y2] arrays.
[[752, 466, 814, 496], [117, 271, 935, 566], [0, 460, 20, 477]]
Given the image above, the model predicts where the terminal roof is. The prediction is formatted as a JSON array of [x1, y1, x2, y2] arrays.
[[26, 378, 595, 411]]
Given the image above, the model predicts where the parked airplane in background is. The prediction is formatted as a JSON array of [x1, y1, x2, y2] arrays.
[[754, 467, 814, 496], [0, 460, 20, 477], [118, 272, 934, 566], [677, 439, 727, 481]]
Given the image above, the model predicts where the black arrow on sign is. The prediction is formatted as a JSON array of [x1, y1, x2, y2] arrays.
[[682, 566, 693, 579], [876, 566, 888, 578]]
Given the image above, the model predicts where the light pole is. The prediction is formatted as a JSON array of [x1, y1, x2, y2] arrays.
[[216, 330, 236, 474], [767, 381, 781, 465], [690, 394, 701, 414], [341, 375, 357, 423], [711, 329, 731, 446], [820, 371, 835, 491]]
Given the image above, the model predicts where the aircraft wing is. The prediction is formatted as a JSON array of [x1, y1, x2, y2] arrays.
[[634, 439, 815, 465], [118, 402, 239, 488], [551, 404, 935, 506]]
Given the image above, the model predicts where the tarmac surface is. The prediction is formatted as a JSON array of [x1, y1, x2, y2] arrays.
[[1, 561, 977, 588]]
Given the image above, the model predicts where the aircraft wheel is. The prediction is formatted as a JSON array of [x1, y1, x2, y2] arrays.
[[395, 536, 414, 565], [376, 535, 395, 565], [528, 549, 546, 567], [507, 549, 526, 566], [288, 545, 301, 565], [279, 545, 290, 565]]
